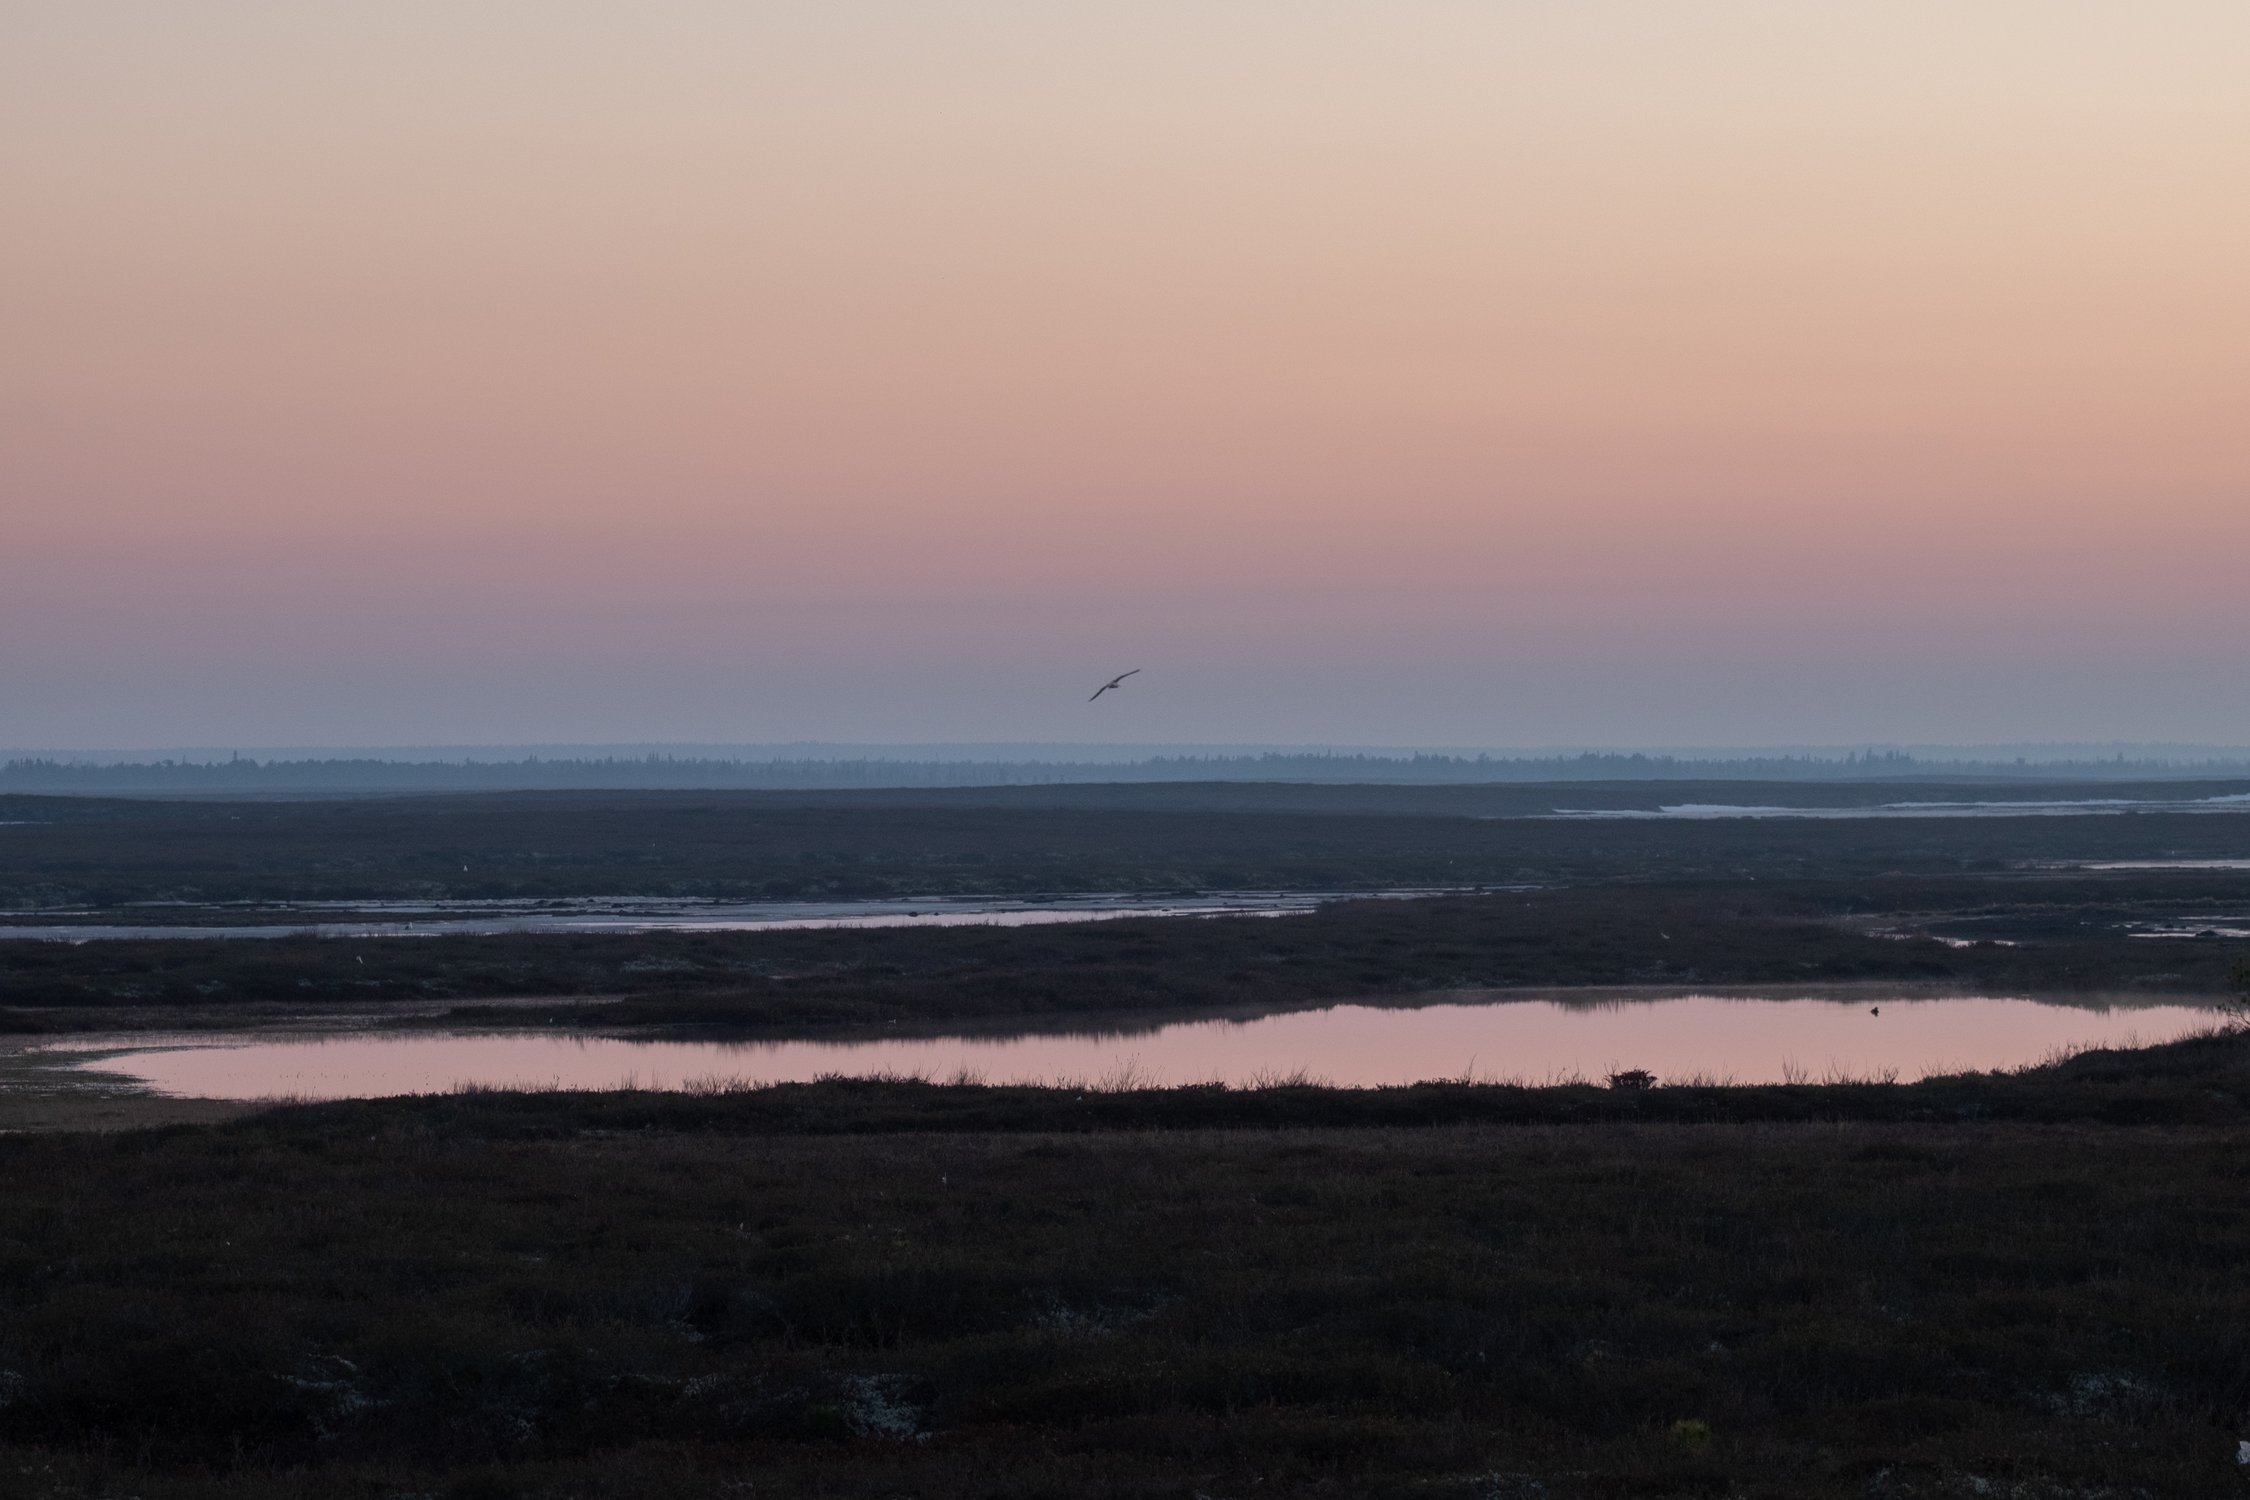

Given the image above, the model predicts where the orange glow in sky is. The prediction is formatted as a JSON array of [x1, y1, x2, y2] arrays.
[[5, 3, 2247, 746]]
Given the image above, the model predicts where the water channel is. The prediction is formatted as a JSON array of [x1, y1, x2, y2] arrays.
[[0, 890, 1465, 941]]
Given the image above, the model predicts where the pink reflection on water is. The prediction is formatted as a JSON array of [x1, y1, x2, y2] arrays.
[[69, 995, 2221, 1101]]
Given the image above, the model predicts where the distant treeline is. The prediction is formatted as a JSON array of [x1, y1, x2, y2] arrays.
[[8, 748, 2250, 793]]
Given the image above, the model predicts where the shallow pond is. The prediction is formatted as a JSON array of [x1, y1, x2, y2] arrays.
[[54, 993, 2221, 1100]]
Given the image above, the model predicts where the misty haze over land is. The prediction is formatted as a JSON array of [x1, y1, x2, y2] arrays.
[[10, 743, 2250, 794]]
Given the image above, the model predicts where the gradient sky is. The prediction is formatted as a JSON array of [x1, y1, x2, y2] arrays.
[[6, 2, 2247, 748]]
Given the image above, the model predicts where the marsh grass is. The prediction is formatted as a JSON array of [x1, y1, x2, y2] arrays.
[[9, 782, 2250, 910], [3, 792, 2249, 1493], [4, 1050, 2250, 1496], [6, 873, 2250, 1038]]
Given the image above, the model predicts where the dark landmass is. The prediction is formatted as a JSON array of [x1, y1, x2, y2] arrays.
[[8, 781, 2250, 1496], [3, 1032, 2249, 1498], [4, 880, 2248, 1036], [5, 781, 2250, 909]]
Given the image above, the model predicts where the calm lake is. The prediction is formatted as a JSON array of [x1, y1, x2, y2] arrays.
[[53, 993, 2220, 1100]]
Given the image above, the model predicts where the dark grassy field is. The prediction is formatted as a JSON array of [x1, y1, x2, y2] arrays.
[[7, 784, 2250, 1495], [3, 1032, 2250, 1498], [7, 782, 2250, 907], [5, 783, 2246, 1038], [5, 878, 2248, 1036]]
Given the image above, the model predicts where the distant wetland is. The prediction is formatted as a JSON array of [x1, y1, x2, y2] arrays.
[[5, 782, 2250, 1496]]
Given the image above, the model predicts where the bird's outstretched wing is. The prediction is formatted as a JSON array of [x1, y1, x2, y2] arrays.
[[1089, 669, 1141, 701]]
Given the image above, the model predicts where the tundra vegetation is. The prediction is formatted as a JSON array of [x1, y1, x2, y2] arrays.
[[3, 877, 2246, 1038], [0, 784, 2246, 1495]]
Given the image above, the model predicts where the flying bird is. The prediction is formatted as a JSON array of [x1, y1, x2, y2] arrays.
[[1089, 669, 1141, 701]]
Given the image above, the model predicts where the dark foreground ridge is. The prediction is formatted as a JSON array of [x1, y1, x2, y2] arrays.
[[3, 1032, 2250, 1497]]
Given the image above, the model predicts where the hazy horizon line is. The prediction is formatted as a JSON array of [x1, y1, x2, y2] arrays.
[[14, 742, 2250, 767]]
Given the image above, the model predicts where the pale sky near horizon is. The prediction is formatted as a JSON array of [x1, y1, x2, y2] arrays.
[[5, 2, 2247, 748]]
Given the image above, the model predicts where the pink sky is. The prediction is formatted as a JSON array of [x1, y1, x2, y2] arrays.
[[5, 3, 2247, 747]]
